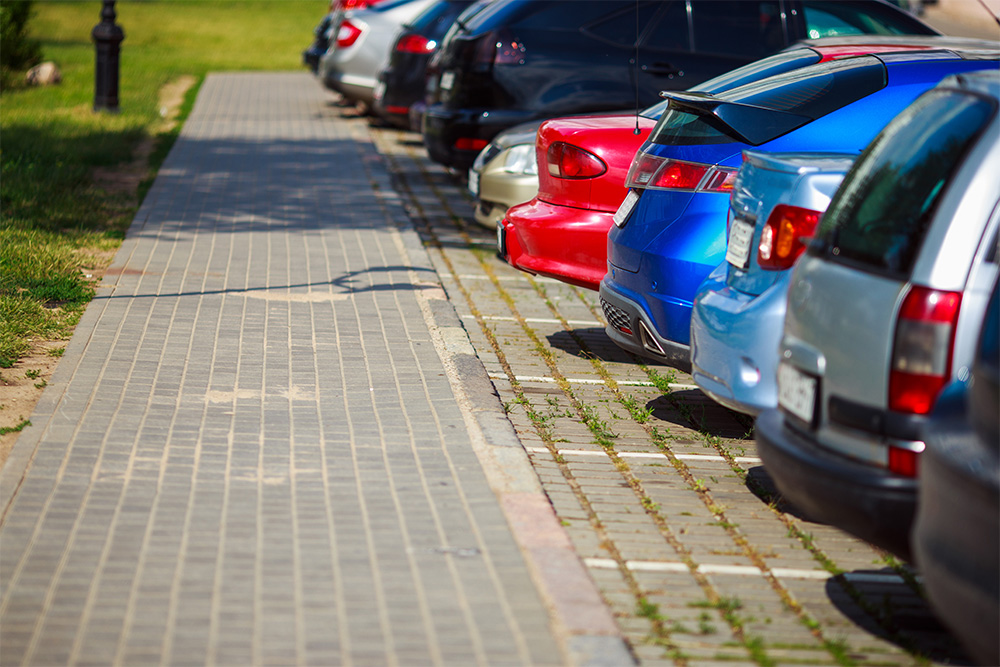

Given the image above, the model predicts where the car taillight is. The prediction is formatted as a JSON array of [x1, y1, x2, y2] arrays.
[[624, 152, 737, 192], [757, 205, 821, 270], [889, 286, 962, 415], [396, 34, 435, 54], [337, 19, 363, 48], [474, 29, 525, 66], [547, 142, 606, 179]]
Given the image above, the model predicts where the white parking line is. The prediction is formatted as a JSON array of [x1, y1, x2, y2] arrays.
[[464, 314, 602, 327], [584, 559, 857, 581], [526, 447, 761, 465], [489, 372, 699, 390]]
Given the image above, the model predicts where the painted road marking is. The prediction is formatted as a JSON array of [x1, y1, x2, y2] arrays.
[[527, 447, 761, 465]]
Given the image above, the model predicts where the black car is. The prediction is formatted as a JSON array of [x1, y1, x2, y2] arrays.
[[421, 0, 938, 172], [373, 0, 476, 128], [913, 275, 999, 667]]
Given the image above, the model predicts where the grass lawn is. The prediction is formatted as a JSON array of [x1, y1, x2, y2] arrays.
[[0, 0, 327, 452]]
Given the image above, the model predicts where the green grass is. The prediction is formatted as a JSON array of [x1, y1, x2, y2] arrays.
[[1, 0, 327, 366]]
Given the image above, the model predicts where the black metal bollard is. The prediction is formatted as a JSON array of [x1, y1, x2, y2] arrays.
[[92, 0, 125, 112]]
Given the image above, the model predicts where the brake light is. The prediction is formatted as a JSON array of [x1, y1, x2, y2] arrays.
[[474, 29, 525, 66], [455, 137, 488, 152], [396, 34, 436, 54], [547, 142, 606, 179], [624, 151, 737, 192], [757, 205, 821, 270], [337, 20, 363, 48], [889, 286, 962, 415]]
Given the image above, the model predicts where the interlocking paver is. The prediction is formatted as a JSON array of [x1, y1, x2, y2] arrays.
[[0, 73, 576, 666]]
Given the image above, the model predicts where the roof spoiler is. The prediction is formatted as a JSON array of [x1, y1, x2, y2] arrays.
[[660, 91, 813, 146]]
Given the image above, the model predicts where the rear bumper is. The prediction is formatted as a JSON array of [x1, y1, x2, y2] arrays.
[[755, 409, 917, 560], [506, 199, 610, 291], [690, 270, 790, 415], [599, 277, 690, 367]]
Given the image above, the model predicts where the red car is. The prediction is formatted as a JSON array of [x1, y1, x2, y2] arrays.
[[498, 36, 986, 292]]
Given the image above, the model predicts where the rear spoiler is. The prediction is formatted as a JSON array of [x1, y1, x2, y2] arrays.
[[660, 91, 813, 146]]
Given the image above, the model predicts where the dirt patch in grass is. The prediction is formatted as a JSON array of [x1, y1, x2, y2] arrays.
[[0, 76, 196, 474]]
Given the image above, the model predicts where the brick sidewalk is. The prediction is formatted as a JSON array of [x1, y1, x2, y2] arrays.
[[0, 73, 620, 666]]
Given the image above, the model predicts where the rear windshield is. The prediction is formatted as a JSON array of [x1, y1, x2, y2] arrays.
[[810, 88, 996, 277], [410, 0, 474, 39], [649, 56, 885, 146], [464, 0, 634, 33]]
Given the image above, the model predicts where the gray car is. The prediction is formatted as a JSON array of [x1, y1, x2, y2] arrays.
[[319, 0, 437, 106], [755, 69, 1000, 560]]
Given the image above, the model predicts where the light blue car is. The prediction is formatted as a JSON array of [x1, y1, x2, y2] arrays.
[[689, 151, 854, 415]]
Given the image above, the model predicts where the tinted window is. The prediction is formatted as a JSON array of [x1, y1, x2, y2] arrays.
[[640, 0, 690, 52], [411, 0, 475, 40], [649, 56, 885, 146], [812, 90, 996, 276], [801, 0, 937, 38], [584, 1, 661, 48], [691, 1, 783, 58], [512, 0, 634, 31]]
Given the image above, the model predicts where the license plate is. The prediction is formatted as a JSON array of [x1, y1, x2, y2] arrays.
[[613, 190, 639, 228], [777, 362, 818, 425], [439, 71, 455, 91], [372, 80, 386, 103], [726, 219, 755, 269], [468, 169, 480, 197]]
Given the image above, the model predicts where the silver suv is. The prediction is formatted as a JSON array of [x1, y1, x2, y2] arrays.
[[755, 69, 1000, 560]]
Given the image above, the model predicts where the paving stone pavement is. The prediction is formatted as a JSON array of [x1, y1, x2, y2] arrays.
[[0, 73, 628, 666]]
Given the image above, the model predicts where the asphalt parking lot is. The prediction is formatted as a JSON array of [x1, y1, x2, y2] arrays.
[[363, 105, 973, 666]]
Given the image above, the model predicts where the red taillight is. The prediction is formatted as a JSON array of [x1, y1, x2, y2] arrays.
[[757, 205, 821, 270], [889, 287, 962, 415], [625, 152, 737, 192], [337, 19, 363, 48], [653, 160, 708, 190], [396, 33, 435, 54], [888, 446, 920, 477], [455, 137, 488, 152], [546, 142, 606, 179]]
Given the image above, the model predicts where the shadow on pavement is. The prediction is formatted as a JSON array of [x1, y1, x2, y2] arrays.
[[825, 570, 972, 665]]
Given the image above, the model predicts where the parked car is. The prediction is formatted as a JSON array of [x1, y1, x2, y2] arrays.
[[690, 152, 855, 416], [913, 276, 999, 667], [468, 119, 541, 228], [494, 36, 967, 290], [305, 0, 388, 73], [372, 0, 476, 128], [601, 45, 998, 367], [422, 0, 938, 172], [755, 69, 1000, 560], [318, 0, 437, 107]]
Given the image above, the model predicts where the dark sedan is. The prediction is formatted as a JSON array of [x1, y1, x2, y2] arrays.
[[421, 0, 937, 172]]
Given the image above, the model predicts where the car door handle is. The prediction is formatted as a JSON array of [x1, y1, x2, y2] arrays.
[[641, 62, 682, 77]]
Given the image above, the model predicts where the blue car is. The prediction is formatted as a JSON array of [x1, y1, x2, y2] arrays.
[[689, 151, 854, 415], [600, 46, 1000, 367]]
